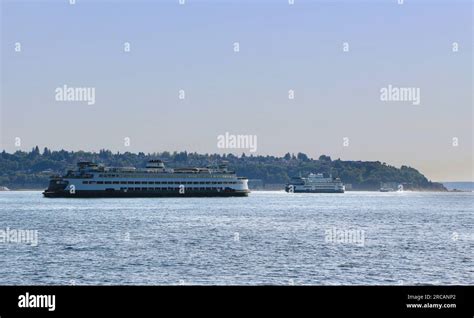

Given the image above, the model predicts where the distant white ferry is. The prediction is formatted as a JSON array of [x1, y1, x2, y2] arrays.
[[43, 160, 249, 198], [285, 173, 345, 193]]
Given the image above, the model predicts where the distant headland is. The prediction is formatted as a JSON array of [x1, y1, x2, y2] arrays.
[[0, 147, 447, 191]]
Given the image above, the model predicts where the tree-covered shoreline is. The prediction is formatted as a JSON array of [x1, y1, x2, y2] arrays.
[[0, 147, 446, 191]]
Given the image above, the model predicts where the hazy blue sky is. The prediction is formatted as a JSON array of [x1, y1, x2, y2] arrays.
[[1, 0, 472, 181]]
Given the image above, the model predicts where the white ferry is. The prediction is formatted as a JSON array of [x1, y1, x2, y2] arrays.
[[285, 173, 345, 193], [43, 160, 249, 198]]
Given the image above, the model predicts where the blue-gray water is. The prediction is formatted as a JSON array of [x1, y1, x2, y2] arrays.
[[0, 191, 472, 285], [442, 182, 474, 192]]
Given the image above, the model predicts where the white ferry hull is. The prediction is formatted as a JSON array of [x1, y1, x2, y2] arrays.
[[285, 173, 345, 193], [43, 189, 249, 198], [284, 186, 344, 194], [43, 161, 249, 198]]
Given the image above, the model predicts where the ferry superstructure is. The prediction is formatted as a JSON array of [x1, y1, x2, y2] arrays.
[[285, 173, 345, 193], [43, 160, 249, 198]]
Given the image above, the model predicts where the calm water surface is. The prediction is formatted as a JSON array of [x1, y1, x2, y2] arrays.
[[0, 191, 472, 285]]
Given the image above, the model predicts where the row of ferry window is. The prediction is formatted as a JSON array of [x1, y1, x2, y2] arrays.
[[120, 187, 225, 191], [97, 174, 230, 178], [83, 181, 239, 185]]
